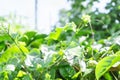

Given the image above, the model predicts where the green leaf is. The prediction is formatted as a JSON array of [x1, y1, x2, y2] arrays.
[[29, 34, 47, 47], [59, 65, 76, 79], [0, 34, 11, 42], [95, 55, 120, 80], [14, 78, 20, 80], [22, 74, 33, 80], [65, 46, 84, 58], [49, 27, 63, 40], [24, 31, 36, 39], [4, 71, 9, 80], [29, 48, 43, 59], [76, 29, 91, 36], [49, 68, 56, 79], [19, 35, 28, 43], [0, 42, 5, 51], [64, 22, 76, 32], [44, 54, 57, 67], [34, 34, 47, 40], [72, 71, 80, 79], [115, 51, 120, 56], [0, 44, 29, 63], [20, 31, 37, 45], [45, 73, 51, 80], [29, 48, 40, 56], [30, 39, 43, 48], [103, 72, 112, 80], [17, 70, 26, 77]]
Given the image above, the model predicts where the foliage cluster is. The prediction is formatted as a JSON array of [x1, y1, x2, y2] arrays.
[[0, 15, 120, 80], [59, 0, 120, 40]]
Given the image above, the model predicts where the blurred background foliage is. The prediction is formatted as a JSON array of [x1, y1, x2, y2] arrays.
[[58, 0, 120, 40], [0, 0, 120, 79]]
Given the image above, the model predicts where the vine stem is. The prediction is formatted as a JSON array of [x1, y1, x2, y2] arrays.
[[111, 71, 118, 80], [89, 22, 94, 41], [1, 24, 31, 74], [89, 22, 95, 58], [8, 33, 26, 56], [1, 25, 26, 57], [47, 56, 62, 70]]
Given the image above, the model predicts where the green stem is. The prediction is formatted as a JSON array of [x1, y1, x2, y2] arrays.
[[111, 71, 118, 80], [89, 22, 94, 40], [89, 22, 95, 58], [2, 26, 26, 57], [1, 24, 30, 75]]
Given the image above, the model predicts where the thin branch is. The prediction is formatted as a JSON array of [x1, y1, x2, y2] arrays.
[[89, 22, 95, 58], [111, 71, 118, 80], [1, 25, 26, 57]]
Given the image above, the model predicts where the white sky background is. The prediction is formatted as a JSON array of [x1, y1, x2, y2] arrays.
[[0, 0, 70, 33], [0, 0, 109, 34]]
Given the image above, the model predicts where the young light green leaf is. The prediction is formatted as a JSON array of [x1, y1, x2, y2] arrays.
[[0, 44, 29, 63], [72, 71, 80, 79], [115, 51, 120, 56], [49, 27, 63, 40], [64, 22, 77, 32], [17, 70, 26, 77], [45, 73, 51, 80], [95, 55, 120, 80]]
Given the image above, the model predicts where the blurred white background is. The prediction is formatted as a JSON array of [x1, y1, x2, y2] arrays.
[[0, 0, 70, 33], [0, 0, 109, 33]]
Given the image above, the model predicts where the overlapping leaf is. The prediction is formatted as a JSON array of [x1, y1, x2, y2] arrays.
[[95, 54, 120, 80]]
